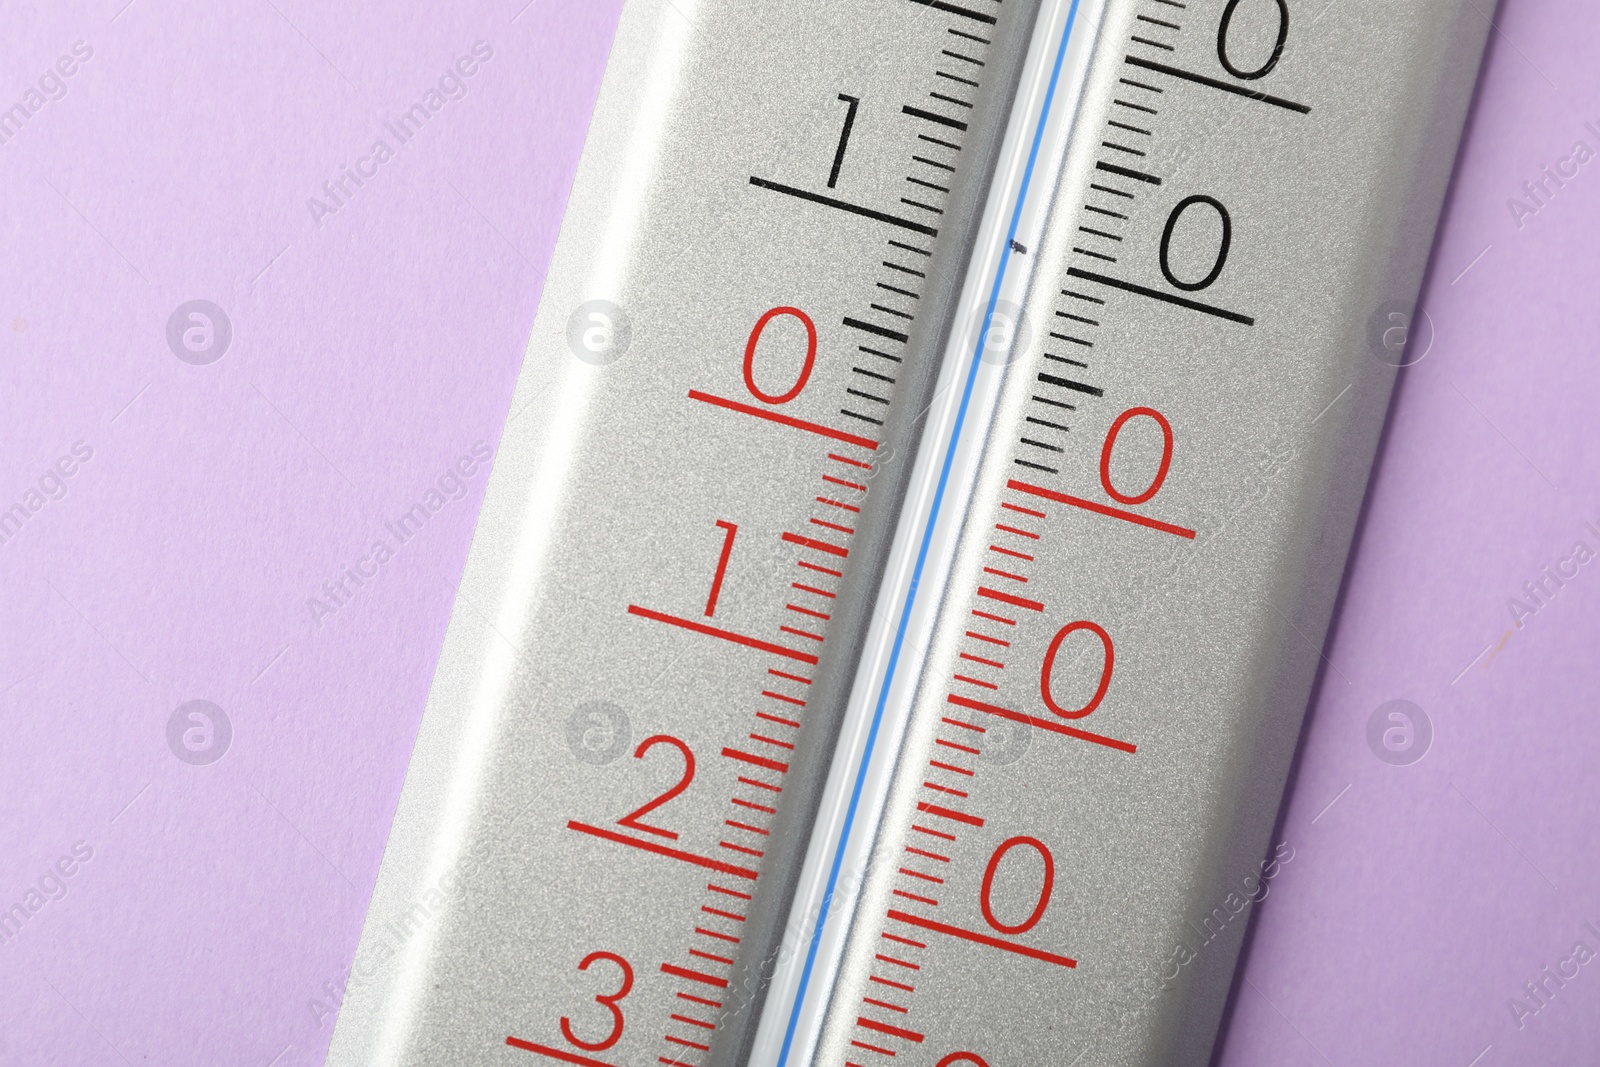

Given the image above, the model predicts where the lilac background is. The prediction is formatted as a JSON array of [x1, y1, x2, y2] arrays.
[[0, 1, 1593, 1066], [1216, 1, 1600, 1063], [0, 1, 621, 1064]]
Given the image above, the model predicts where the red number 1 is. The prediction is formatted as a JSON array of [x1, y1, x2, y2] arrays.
[[705, 520, 738, 617]]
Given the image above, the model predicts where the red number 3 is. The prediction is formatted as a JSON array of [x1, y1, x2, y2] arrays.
[[561, 951, 634, 1052]]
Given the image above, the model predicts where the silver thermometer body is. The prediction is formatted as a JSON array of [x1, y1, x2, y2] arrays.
[[768, 1, 1490, 1065], [324, 0, 1043, 1064], [326, 0, 1491, 1064]]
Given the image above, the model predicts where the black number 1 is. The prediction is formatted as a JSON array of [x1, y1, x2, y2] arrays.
[[829, 94, 861, 189]]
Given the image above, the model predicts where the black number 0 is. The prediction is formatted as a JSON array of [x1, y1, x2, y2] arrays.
[[1159, 195, 1232, 292], [1217, 0, 1289, 81]]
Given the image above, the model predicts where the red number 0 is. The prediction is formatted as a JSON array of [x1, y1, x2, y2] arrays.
[[980, 836, 1055, 936], [937, 1056, 991, 1067], [1099, 406, 1174, 505], [616, 735, 695, 840], [560, 951, 634, 1052], [743, 306, 818, 404], [1040, 621, 1114, 719]]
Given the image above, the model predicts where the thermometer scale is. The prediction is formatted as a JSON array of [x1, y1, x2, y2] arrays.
[[324, 1, 1490, 1064]]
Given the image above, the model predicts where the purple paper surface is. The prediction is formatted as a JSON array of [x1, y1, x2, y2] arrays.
[[0, 2, 621, 1064], [1216, 1, 1600, 1064], [1, 1, 1594, 1065]]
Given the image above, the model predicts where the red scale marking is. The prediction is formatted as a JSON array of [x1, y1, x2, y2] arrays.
[[856, 1017, 925, 1044], [976, 586, 1044, 612], [783, 531, 850, 558], [981, 566, 1028, 582], [626, 604, 819, 663], [970, 608, 1015, 625], [864, 996, 910, 1013], [565, 821, 756, 879], [947, 693, 1136, 754], [505, 1037, 619, 1067], [1008, 477, 1195, 538], [857, 476, 1142, 1052], [723, 747, 788, 774], [661, 962, 729, 989], [880, 932, 926, 949], [926, 760, 974, 776], [915, 802, 982, 826], [874, 952, 922, 970], [658, 398, 1054, 1063], [664, 470, 860, 1067], [887, 909, 1076, 968], [850, 1040, 896, 1057], [687, 389, 878, 449], [891, 889, 939, 906]]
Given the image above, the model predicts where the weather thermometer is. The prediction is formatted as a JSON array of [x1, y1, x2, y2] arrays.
[[324, 1, 1489, 1065]]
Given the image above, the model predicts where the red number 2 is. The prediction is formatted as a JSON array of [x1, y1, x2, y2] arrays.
[[560, 951, 634, 1052], [616, 735, 696, 840]]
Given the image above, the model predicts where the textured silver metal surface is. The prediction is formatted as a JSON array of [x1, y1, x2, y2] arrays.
[[323, 1, 1042, 1064], [797, 1, 1492, 1065]]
